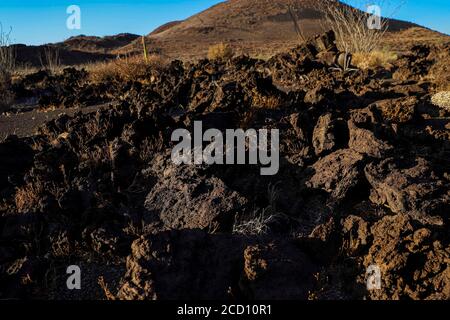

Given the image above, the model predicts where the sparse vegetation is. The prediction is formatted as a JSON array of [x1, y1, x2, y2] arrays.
[[352, 50, 398, 69], [207, 43, 234, 61]]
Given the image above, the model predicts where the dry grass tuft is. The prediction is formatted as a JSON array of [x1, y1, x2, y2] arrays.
[[252, 93, 282, 109], [207, 43, 234, 61], [88, 54, 166, 83], [352, 50, 398, 69], [431, 92, 450, 112], [15, 182, 44, 213], [40, 46, 61, 74]]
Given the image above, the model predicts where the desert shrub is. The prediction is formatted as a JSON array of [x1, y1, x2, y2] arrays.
[[431, 92, 450, 112], [352, 50, 397, 69], [233, 208, 280, 236], [39, 46, 61, 74], [0, 24, 15, 112], [233, 183, 281, 236], [88, 54, 166, 83], [252, 93, 282, 109], [207, 43, 234, 61], [15, 182, 45, 213], [318, 0, 396, 53]]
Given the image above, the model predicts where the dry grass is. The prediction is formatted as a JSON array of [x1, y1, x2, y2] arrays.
[[352, 50, 398, 69], [252, 93, 282, 109], [15, 182, 44, 213], [207, 43, 234, 61], [87, 54, 166, 83], [233, 183, 281, 236], [431, 92, 450, 112], [40, 46, 61, 74]]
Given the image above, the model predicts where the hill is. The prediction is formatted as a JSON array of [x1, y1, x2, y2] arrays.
[[118, 0, 431, 59]]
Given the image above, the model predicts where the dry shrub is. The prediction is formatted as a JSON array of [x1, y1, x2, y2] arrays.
[[352, 50, 397, 69], [252, 93, 282, 109], [40, 46, 61, 74], [88, 54, 166, 83], [0, 24, 15, 112], [428, 46, 450, 91], [207, 43, 234, 61], [318, 0, 396, 53], [15, 182, 44, 213]]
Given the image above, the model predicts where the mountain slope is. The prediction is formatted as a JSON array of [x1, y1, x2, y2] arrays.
[[118, 0, 429, 59]]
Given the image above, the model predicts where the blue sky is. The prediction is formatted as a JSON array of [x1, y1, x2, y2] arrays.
[[0, 0, 448, 45]]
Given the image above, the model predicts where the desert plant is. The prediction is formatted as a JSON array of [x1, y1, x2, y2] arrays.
[[40, 46, 61, 74], [233, 208, 279, 236], [207, 43, 234, 61], [233, 183, 282, 236], [318, 0, 399, 53], [0, 24, 15, 74], [352, 50, 397, 69], [431, 91, 450, 112], [0, 24, 15, 112], [87, 54, 166, 83]]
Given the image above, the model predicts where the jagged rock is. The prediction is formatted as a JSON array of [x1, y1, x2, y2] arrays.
[[240, 242, 317, 300], [144, 158, 247, 230], [117, 230, 246, 300], [341, 215, 370, 256], [364, 158, 449, 225], [348, 120, 393, 158], [312, 114, 337, 156], [312, 113, 347, 157], [370, 96, 418, 123], [307, 149, 365, 201], [364, 214, 450, 300], [0, 136, 34, 190]]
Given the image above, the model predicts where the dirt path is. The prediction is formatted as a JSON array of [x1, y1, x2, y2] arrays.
[[0, 104, 108, 138]]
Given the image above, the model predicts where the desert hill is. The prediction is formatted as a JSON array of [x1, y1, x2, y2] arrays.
[[118, 0, 431, 59], [56, 33, 140, 54], [12, 33, 140, 68]]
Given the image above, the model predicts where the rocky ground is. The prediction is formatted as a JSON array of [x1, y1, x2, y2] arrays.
[[0, 31, 449, 300]]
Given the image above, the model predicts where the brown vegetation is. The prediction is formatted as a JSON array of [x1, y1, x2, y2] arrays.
[[207, 43, 234, 61]]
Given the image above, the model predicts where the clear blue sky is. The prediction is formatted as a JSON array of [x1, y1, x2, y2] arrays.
[[0, 0, 449, 45]]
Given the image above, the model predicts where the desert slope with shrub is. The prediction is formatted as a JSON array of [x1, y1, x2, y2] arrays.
[[119, 0, 440, 60]]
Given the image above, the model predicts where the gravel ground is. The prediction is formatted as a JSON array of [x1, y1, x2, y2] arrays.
[[0, 104, 107, 139]]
